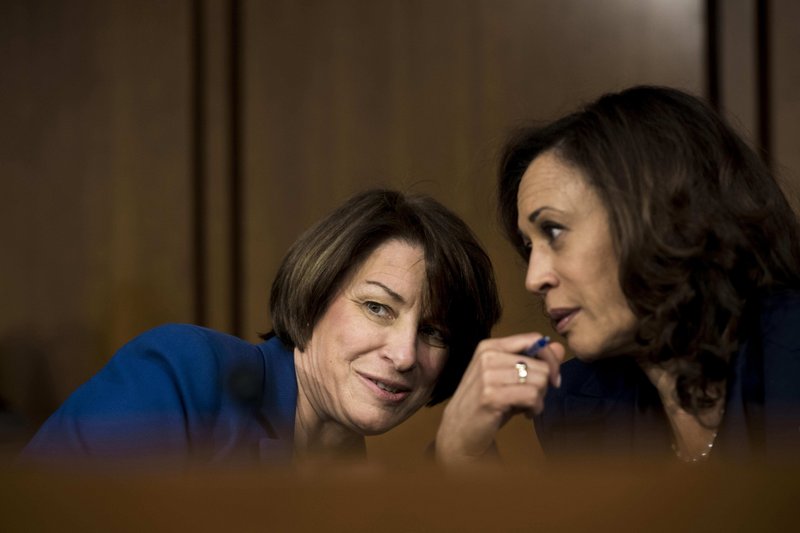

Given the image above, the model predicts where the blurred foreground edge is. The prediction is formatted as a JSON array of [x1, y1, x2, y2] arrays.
[[2, 456, 799, 532]]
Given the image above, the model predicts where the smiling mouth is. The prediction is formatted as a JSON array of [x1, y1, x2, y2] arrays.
[[359, 373, 412, 401], [373, 379, 404, 394]]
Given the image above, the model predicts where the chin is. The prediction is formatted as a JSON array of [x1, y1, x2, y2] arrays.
[[569, 333, 632, 362], [350, 413, 404, 436], [566, 337, 606, 362], [572, 351, 603, 363]]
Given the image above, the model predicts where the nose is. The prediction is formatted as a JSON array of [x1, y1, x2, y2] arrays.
[[524, 247, 558, 295], [383, 323, 418, 372]]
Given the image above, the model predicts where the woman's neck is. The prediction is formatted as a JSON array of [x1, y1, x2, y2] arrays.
[[639, 361, 726, 462], [293, 350, 366, 463], [293, 401, 366, 461]]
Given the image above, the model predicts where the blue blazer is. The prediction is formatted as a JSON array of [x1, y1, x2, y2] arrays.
[[22, 324, 298, 462], [535, 291, 800, 460]]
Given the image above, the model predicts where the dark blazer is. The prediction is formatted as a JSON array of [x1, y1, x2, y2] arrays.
[[535, 290, 800, 461], [21, 324, 298, 463]]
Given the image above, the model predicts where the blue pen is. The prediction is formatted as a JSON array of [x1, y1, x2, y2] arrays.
[[523, 336, 550, 358]]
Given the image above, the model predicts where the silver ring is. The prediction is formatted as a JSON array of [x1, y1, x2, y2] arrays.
[[515, 361, 528, 384]]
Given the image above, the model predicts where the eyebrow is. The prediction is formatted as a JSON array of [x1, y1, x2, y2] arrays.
[[364, 280, 406, 304], [528, 206, 553, 223]]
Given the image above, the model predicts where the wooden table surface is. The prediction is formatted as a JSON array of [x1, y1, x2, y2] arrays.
[[2, 456, 798, 532]]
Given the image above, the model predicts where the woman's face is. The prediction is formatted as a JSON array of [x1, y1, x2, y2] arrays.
[[295, 239, 448, 436], [516, 151, 637, 360]]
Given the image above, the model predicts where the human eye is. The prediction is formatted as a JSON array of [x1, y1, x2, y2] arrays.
[[419, 324, 448, 348], [540, 221, 565, 243], [364, 301, 392, 319]]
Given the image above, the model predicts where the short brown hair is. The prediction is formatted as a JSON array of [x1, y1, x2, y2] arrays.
[[498, 85, 800, 413], [270, 189, 501, 405]]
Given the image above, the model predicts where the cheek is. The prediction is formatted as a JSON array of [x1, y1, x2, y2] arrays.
[[324, 315, 378, 358], [611, 306, 637, 338], [594, 286, 634, 335], [419, 347, 448, 383], [586, 300, 636, 356], [580, 253, 624, 307]]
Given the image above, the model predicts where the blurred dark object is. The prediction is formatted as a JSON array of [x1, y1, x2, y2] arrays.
[[0, 395, 32, 455], [0, 332, 64, 454]]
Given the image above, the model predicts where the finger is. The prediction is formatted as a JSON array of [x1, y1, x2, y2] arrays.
[[487, 378, 549, 415], [476, 333, 552, 356], [478, 339, 565, 388], [489, 358, 550, 386], [532, 342, 566, 388], [479, 365, 550, 405]]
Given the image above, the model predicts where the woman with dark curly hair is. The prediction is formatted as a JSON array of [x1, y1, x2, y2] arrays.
[[436, 86, 800, 465]]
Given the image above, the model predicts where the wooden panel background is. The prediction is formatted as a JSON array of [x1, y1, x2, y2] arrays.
[[772, 0, 800, 213], [1, 0, 796, 464], [241, 0, 703, 464], [0, 0, 194, 450]]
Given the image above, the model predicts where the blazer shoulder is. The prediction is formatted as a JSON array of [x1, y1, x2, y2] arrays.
[[117, 324, 267, 381], [126, 323, 255, 358], [21, 324, 267, 460]]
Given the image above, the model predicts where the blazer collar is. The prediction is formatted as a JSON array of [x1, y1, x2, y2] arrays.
[[559, 356, 662, 426], [575, 356, 645, 399]]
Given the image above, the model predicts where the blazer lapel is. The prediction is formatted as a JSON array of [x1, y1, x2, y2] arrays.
[[563, 357, 638, 420], [559, 357, 667, 456]]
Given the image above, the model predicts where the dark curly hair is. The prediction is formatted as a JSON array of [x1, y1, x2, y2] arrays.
[[498, 85, 800, 414]]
